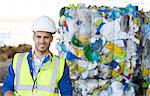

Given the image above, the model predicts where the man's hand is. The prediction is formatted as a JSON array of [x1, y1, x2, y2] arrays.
[[4, 91, 14, 96]]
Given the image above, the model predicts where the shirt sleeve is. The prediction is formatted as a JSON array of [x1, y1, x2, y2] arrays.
[[2, 64, 15, 95], [58, 64, 72, 96]]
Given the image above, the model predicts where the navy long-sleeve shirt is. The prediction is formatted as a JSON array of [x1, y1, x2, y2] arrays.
[[2, 50, 72, 96]]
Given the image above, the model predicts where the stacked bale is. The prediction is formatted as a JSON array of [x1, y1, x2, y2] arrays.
[[57, 4, 150, 96], [0, 44, 32, 62]]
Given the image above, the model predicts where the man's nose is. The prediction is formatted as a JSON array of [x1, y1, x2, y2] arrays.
[[39, 37, 45, 43]]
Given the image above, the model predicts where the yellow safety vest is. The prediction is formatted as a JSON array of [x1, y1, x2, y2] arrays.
[[12, 52, 65, 96]]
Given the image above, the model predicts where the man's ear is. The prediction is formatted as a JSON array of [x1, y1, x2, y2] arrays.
[[50, 36, 53, 42], [32, 32, 35, 40], [33, 34, 35, 41]]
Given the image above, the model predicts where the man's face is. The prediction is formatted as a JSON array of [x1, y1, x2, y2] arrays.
[[33, 31, 53, 53]]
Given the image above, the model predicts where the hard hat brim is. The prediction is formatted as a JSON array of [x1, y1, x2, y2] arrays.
[[33, 31, 56, 34]]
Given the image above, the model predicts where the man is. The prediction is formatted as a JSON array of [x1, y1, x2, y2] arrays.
[[2, 16, 72, 96]]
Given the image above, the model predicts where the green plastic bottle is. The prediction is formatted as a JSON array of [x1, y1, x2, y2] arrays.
[[71, 37, 83, 47]]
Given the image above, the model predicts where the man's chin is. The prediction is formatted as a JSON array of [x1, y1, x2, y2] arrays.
[[38, 48, 47, 52], [37, 47, 49, 52]]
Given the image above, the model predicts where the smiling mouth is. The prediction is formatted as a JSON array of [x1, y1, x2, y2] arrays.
[[39, 45, 45, 47]]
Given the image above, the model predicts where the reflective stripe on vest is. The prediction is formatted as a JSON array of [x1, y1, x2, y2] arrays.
[[13, 52, 65, 94], [14, 85, 59, 93], [15, 53, 26, 88]]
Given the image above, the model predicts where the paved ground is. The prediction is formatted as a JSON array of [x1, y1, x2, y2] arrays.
[[0, 59, 12, 82], [0, 59, 12, 68], [0, 59, 12, 95]]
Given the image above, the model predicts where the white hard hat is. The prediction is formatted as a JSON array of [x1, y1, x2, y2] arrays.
[[32, 16, 56, 34]]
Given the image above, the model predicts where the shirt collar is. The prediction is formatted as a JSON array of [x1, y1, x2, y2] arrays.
[[30, 49, 52, 60]]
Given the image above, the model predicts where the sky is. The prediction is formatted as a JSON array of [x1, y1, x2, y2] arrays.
[[0, 0, 149, 54]]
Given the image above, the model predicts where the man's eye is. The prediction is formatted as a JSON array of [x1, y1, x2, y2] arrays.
[[44, 37, 49, 39], [36, 36, 41, 38]]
